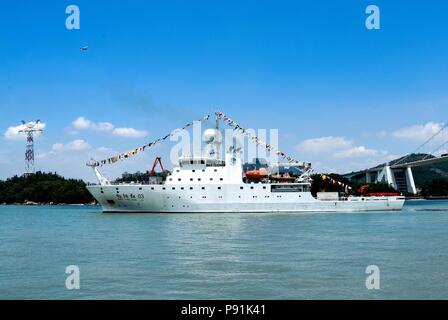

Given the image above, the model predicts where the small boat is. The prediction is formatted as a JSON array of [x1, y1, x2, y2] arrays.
[[245, 168, 269, 180], [269, 174, 296, 182]]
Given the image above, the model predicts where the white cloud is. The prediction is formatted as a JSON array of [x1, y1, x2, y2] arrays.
[[296, 136, 352, 153], [72, 117, 91, 129], [4, 122, 46, 141], [72, 117, 114, 132], [52, 139, 91, 151], [392, 122, 444, 141], [297, 136, 388, 159], [295, 135, 392, 173], [333, 146, 383, 158], [97, 146, 112, 152], [112, 127, 148, 138], [70, 116, 147, 138]]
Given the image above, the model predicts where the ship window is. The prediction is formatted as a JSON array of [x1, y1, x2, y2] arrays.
[[181, 187, 184, 190], [115, 187, 119, 190], [202, 187, 205, 190], [201, 160, 205, 164], [169, 178, 172, 181], [240, 186, 244, 190], [263, 186, 266, 189], [218, 187, 221, 190], [210, 178, 213, 181], [220, 178, 223, 181], [202, 196, 206, 198], [151, 187, 154, 190], [190, 178, 193, 181], [190, 160, 194, 164], [139, 187, 142, 190], [172, 187, 175, 190], [198, 178, 201, 181], [192, 170, 196, 172], [162, 187, 166, 190], [100, 191, 104, 194], [178, 178, 181, 181], [176, 170, 179, 172], [214, 169, 217, 172], [250, 186, 254, 189], [202, 169, 205, 172]]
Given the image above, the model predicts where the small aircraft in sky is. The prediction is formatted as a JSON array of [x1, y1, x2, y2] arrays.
[[80, 46, 89, 51]]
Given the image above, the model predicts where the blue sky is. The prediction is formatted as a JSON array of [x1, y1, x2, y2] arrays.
[[1, 0, 447, 181]]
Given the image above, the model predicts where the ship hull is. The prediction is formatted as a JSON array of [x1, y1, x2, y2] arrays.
[[86, 184, 405, 213]]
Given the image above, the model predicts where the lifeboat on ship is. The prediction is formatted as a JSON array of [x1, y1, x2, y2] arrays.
[[269, 174, 296, 183], [245, 167, 269, 180]]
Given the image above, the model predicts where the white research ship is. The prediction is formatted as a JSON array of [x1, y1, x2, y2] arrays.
[[86, 116, 405, 213]]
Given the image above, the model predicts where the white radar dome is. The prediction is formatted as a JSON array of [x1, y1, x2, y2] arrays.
[[203, 129, 222, 143]]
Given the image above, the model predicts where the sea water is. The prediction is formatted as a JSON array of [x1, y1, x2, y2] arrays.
[[0, 200, 447, 299]]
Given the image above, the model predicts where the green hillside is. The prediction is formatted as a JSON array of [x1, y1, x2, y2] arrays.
[[0, 172, 94, 204]]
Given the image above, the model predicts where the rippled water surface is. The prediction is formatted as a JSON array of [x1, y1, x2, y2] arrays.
[[1, 200, 447, 299]]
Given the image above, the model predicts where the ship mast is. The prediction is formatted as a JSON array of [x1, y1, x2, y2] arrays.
[[215, 113, 220, 160]]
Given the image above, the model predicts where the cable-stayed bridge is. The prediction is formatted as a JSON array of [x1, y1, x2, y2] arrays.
[[342, 124, 448, 194]]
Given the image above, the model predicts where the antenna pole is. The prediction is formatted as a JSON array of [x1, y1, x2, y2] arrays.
[[215, 112, 221, 160]]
